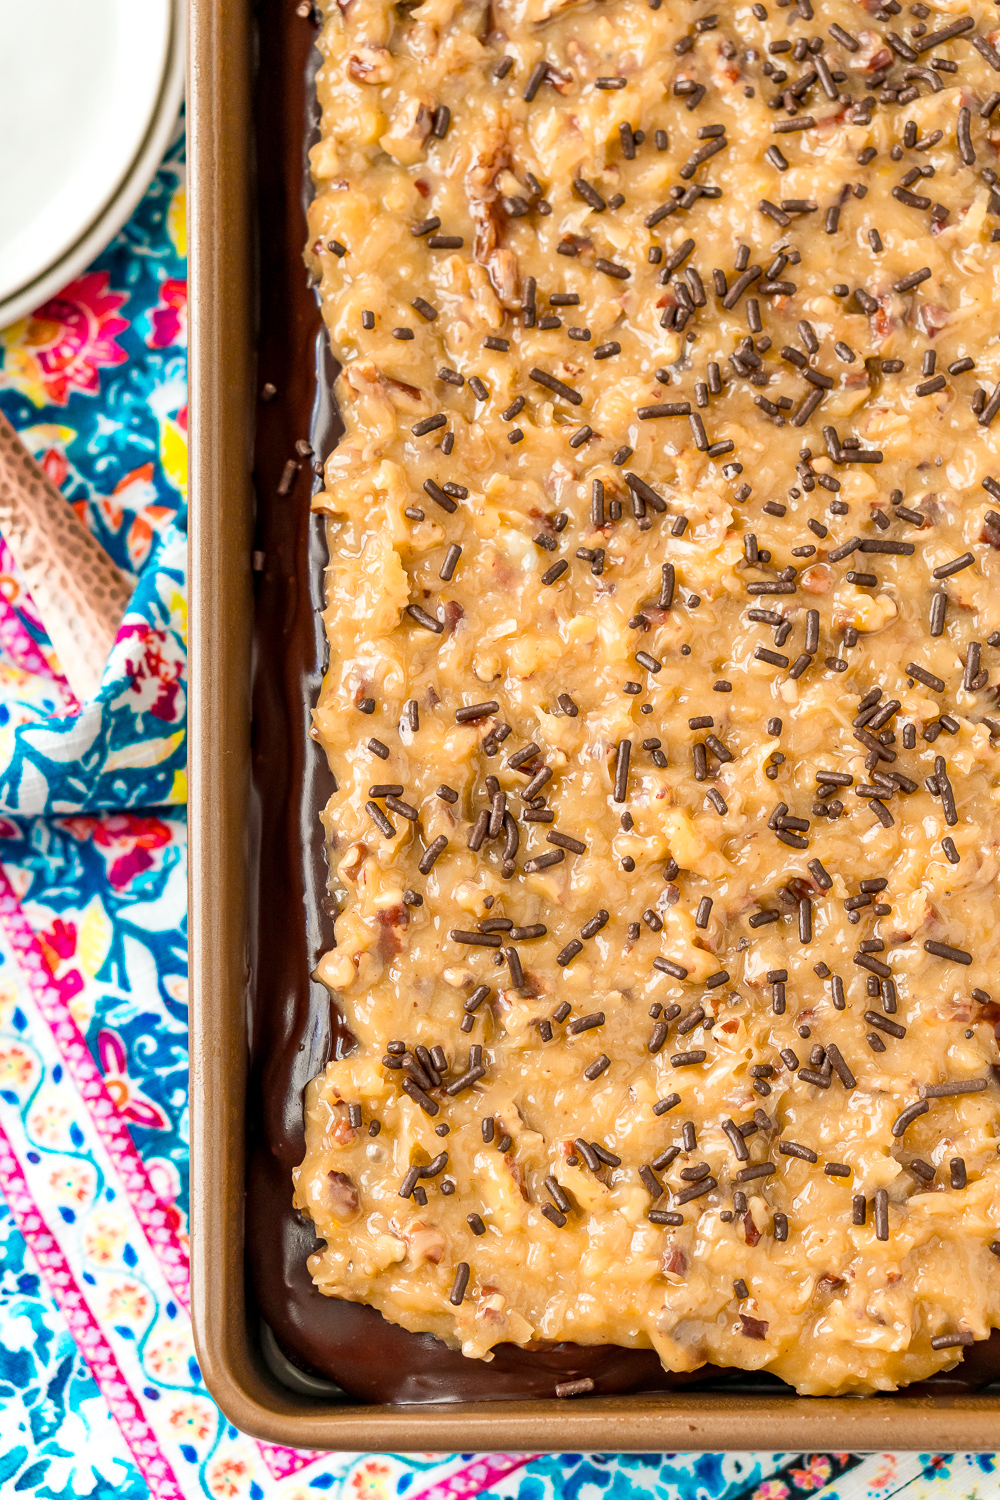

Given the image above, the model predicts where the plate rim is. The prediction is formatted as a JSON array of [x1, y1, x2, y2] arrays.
[[0, 0, 185, 333]]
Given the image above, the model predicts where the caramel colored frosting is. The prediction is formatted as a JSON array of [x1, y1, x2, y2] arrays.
[[295, 0, 1000, 1394]]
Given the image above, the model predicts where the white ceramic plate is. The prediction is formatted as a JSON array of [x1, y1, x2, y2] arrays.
[[0, 0, 182, 325]]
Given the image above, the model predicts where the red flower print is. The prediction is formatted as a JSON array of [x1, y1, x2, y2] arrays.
[[61, 813, 174, 889], [109, 847, 154, 886], [125, 506, 175, 570], [789, 1456, 833, 1490], [95, 463, 158, 534], [0, 271, 129, 407], [41, 446, 70, 489], [95, 813, 173, 850], [56, 969, 84, 1005], [350, 1459, 393, 1499], [35, 917, 85, 1004], [97, 1029, 169, 1130], [68, 461, 177, 569], [37, 917, 77, 971], [101, 814, 172, 889], [207, 1455, 250, 1498], [146, 1155, 188, 1241], [118, 623, 185, 722], [147, 277, 187, 350]]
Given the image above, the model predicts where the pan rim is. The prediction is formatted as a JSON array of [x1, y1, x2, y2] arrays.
[[185, 0, 1000, 1451]]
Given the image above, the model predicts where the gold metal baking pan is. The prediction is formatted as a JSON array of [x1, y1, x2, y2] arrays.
[[187, 0, 1000, 1449]]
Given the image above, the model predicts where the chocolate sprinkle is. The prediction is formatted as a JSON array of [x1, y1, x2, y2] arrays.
[[530, 367, 582, 406], [924, 940, 973, 966], [891, 1099, 930, 1137]]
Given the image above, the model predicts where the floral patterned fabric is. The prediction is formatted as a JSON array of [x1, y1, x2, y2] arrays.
[[0, 123, 995, 1500], [0, 142, 187, 817]]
